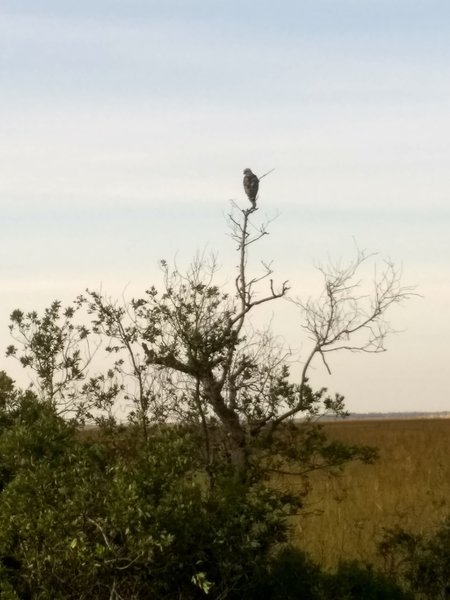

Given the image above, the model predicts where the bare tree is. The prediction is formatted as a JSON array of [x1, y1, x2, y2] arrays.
[[116, 206, 409, 481], [271, 249, 415, 428]]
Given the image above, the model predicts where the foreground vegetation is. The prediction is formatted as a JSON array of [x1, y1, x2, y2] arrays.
[[1, 382, 449, 599], [0, 377, 414, 599], [3, 204, 442, 598]]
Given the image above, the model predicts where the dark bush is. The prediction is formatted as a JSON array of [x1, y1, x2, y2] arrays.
[[326, 561, 413, 600], [0, 397, 293, 599], [261, 546, 326, 600], [380, 520, 450, 599]]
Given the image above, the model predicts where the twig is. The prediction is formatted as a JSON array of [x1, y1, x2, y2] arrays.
[[259, 168, 275, 180]]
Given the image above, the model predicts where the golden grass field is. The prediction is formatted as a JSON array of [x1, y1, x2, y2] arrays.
[[287, 418, 450, 569]]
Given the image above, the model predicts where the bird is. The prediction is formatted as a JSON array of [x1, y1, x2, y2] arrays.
[[243, 168, 259, 208]]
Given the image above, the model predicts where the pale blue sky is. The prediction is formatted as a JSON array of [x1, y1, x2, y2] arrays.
[[1, 1, 449, 412]]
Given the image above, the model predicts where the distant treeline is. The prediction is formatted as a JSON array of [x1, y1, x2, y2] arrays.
[[321, 412, 450, 421]]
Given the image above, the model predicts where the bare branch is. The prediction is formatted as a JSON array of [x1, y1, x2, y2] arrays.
[[258, 168, 275, 180]]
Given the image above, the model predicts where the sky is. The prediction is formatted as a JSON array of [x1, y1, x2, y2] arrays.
[[1, 0, 449, 413]]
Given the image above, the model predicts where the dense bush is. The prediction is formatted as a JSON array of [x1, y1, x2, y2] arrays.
[[327, 561, 413, 600], [257, 546, 325, 599], [0, 377, 294, 598], [0, 373, 410, 600], [380, 521, 450, 599], [252, 547, 412, 600], [1, 370, 439, 600]]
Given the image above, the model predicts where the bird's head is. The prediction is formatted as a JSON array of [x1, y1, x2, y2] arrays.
[[243, 168, 253, 175]]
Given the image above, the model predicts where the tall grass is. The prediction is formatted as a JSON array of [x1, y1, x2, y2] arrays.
[[287, 418, 450, 569]]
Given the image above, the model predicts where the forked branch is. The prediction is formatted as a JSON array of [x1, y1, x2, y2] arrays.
[[271, 249, 416, 427]]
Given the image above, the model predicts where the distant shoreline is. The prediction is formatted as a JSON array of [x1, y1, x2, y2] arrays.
[[323, 411, 450, 421]]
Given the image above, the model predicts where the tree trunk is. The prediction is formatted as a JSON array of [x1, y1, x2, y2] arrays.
[[201, 375, 249, 482]]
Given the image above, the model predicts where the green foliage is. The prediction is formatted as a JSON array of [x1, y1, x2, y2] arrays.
[[0, 388, 294, 598], [0, 377, 413, 600], [380, 520, 450, 599], [7, 302, 92, 418]]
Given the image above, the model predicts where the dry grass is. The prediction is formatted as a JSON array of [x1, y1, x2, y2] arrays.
[[285, 418, 450, 569]]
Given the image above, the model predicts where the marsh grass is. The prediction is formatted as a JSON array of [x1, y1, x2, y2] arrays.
[[284, 418, 450, 569]]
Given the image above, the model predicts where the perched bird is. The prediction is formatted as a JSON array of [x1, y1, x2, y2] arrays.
[[243, 168, 259, 208]]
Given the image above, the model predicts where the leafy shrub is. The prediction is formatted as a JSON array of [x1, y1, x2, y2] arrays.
[[0, 373, 414, 600], [0, 392, 294, 599]]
